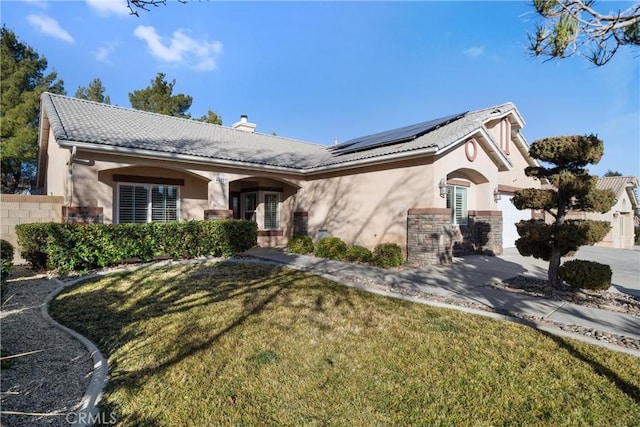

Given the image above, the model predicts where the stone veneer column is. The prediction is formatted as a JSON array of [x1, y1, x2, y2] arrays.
[[62, 207, 104, 224], [455, 211, 503, 256], [407, 208, 458, 266], [471, 211, 503, 255], [293, 211, 308, 236], [204, 209, 233, 220]]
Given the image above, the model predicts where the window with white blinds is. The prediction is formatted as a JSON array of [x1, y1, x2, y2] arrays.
[[243, 192, 257, 221], [264, 192, 280, 230], [446, 186, 468, 225], [118, 184, 179, 223]]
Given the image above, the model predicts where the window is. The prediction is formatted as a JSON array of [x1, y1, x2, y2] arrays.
[[446, 186, 468, 225], [243, 192, 257, 221], [118, 184, 179, 223], [500, 118, 511, 155], [264, 192, 280, 230]]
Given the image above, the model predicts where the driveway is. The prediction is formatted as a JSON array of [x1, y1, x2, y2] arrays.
[[499, 246, 640, 298]]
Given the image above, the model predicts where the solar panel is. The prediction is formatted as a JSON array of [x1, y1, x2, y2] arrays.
[[329, 111, 468, 156]]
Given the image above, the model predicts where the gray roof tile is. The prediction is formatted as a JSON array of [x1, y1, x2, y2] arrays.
[[41, 93, 517, 171]]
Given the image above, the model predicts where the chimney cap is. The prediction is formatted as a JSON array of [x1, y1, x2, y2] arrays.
[[240, 114, 248, 122]]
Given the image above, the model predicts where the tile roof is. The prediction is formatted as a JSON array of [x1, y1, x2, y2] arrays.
[[597, 176, 639, 208], [40, 92, 519, 171]]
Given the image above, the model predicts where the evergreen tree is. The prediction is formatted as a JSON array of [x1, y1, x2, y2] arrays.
[[197, 109, 222, 125], [75, 78, 111, 104], [528, 0, 639, 66], [512, 135, 617, 287], [1, 27, 65, 193], [128, 73, 192, 118]]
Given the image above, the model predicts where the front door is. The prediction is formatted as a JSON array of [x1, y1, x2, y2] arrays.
[[230, 192, 241, 219]]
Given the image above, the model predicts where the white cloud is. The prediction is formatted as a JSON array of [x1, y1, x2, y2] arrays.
[[133, 25, 223, 71], [94, 43, 119, 64], [463, 46, 484, 58], [27, 14, 74, 43], [86, 0, 130, 16]]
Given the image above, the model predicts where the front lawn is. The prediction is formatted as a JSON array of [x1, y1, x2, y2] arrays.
[[50, 261, 640, 426]]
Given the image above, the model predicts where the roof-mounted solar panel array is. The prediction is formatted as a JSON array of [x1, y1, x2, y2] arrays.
[[329, 111, 468, 156]]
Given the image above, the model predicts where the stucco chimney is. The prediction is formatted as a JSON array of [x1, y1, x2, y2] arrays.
[[232, 114, 256, 133]]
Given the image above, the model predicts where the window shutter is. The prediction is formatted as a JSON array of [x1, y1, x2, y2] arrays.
[[151, 185, 178, 222], [119, 185, 149, 223], [264, 193, 280, 230], [455, 187, 468, 225]]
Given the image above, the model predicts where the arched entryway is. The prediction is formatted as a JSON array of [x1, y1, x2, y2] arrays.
[[228, 176, 300, 246]]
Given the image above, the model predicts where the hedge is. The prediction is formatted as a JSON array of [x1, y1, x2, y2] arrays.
[[15, 220, 257, 274], [1, 239, 14, 286]]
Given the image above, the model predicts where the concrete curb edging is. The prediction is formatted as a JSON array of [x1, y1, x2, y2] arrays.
[[42, 275, 108, 427]]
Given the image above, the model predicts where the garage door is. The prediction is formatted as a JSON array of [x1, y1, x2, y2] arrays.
[[498, 194, 531, 248]]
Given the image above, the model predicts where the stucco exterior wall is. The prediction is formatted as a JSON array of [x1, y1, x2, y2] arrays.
[[298, 159, 437, 250], [44, 128, 69, 199]]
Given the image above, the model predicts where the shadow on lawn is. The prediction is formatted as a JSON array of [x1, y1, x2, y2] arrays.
[[51, 261, 348, 425]]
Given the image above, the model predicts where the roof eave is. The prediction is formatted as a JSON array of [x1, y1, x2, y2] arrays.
[[56, 139, 306, 176]]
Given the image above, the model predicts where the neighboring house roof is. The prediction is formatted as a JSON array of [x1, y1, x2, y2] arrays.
[[597, 176, 639, 211], [39, 92, 529, 174]]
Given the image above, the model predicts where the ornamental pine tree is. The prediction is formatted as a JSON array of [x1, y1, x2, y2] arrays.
[[512, 135, 616, 287]]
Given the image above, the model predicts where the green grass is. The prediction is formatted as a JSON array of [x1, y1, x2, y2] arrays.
[[50, 261, 640, 426]]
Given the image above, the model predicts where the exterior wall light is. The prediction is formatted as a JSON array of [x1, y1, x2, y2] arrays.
[[494, 188, 501, 203], [439, 178, 447, 198]]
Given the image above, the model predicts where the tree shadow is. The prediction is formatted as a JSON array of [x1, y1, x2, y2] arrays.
[[50, 260, 361, 425], [540, 328, 640, 405]]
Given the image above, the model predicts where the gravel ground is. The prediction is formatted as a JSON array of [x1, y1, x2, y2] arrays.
[[1, 267, 92, 427]]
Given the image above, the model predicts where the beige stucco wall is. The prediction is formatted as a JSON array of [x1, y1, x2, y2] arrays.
[[44, 127, 69, 200], [298, 159, 436, 249], [579, 191, 636, 249]]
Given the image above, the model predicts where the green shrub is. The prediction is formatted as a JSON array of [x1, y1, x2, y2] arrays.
[[15, 220, 257, 274], [314, 237, 348, 260], [559, 259, 612, 291], [1, 239, 14, 285], [288, 235, 314, 254], [15, 223, 53, 270], [372, 243, 404, 268], [345, 245, 373, 263], [635, 226, 640, 245]]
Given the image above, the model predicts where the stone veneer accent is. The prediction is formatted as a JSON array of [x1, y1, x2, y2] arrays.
[[63, 206, 104, 224], [293, 211, 308, 236], [204, 209, 233, 220], [407, 208, 455, 266], [454, 210, 503, 256], [407, 208, 503, 266]]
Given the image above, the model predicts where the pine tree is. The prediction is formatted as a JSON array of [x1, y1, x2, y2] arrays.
[[198, 109, 222, 125], [512, 135, 616, 286], [75, 78, 111, 104], [1, 27, 65, 193], [128, 73, 192, 118]]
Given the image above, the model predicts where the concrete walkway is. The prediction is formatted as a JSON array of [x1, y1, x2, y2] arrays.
[[244, 247, 640, 345]]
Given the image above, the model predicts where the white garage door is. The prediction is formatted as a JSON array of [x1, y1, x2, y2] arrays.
[[499, 194, 531, 248]]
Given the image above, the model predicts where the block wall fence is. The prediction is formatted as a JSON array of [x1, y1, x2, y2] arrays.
[[0, 195, 64, 264]]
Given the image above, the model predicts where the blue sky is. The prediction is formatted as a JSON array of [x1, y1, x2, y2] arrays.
[[2, 0, 639, 176]]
